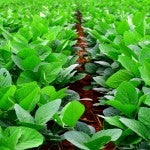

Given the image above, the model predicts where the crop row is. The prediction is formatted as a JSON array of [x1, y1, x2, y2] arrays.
[[0, 0, 150, 150]]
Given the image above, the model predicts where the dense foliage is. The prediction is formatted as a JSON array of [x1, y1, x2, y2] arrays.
[[0, 0, 150, 149]]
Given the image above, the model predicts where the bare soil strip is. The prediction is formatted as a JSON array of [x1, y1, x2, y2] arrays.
[[40, 10, 114, 150]]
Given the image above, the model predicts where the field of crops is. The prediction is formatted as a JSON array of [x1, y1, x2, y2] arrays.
[[1, 0, 150, 149]]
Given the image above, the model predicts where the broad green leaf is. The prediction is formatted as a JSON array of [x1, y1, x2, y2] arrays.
[[61, 101, 85, 127], [0, 50, 12, 70], [123, 30, 142, 45], [19, 87, 40, 112], [10, 40, 28, 54], [75, 122, 93, 135], [14, 104, 34, 124], [115, 81, 138, 105], [93, 76, 106, 87], [101, 116, 126, 129], [38, 62, 62, 83], [143, 95, 150, 106], [17, 48, 37, 59], [35, 99, 61, 125], [138, 107, 150, 128], [64, 131, 90, 150], [0, 68, 12, 87], [106, 70, 133, 88], [0, 147, 11, 150], [32, 15, 48, 35], [11, 55, 24, 70], [18, 27, 33, 42], [99, 44, 120, 60], [4, 127, 22, 149], [132, 12, 145, 26], [107, 100, 137, 118], [92, 129, 122, 142], [22, 55, 41, 71], [118, 55, 140, 76], [139, 47, 150, 64], [120, 45, 138, 60], [85, 63, 98, 74], [0, 85, 16, 110], [116, 129, 138, 145], [43, 26, 62, 42], [0, 25, 12, 40], [103, 107, 120, 116], [17, 71, 37, 84], [56, 64, 78, 84], [45, 53, 68, 65], [135, 21, 145, 36], [130, 78, 142, 87], [40, 86, 66, 104], [65, 90, 80, 101], [84, 136, 111, 150], [5, 127, 43, 150], [120, 118, 150, 140], [115, 20, 130, 34], [139, 60, 150, 85], [15, 82, 39, 102]]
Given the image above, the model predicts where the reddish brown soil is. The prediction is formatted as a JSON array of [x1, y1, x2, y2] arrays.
[[62, 10, 114, 150], [40, 10, 114, 150]]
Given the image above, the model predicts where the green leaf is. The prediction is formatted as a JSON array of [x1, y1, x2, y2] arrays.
[[35, 99, 61, 125], [5, 126, 43, 149], [10, 40, 28, 54], [138, 107, 150, 128], [64, 131, 90, 150], [0, 68, 12, 87], [0, 85, 16, 110], [32, 15, 48, 35], [45, 53, 68, 65], [85, 63, 98, 74], [0, 49, 12, 70], [139, 60, 150, 86], [106, 70, 133, 88], [99, 44, 120, 60], [19, 87, 40, 112], [84, 136, 111, 150], [107, 100, 137, 118], [40, 86, 66, 104], [14, 104, 34, 124], [65, 90, 80, 101], [17, 71, 37, 84], [11, 55, 24, 70], [115, 20, 130, 34], [61, 101, 85, 127], [0, 147, 11, 150], [93, 76, 106, 87], [115, 81, 138, 105], [21, 55, 41, 71], [120, 118, 150, 140], [38, 62, 62, 83], [118, 55, 140, 76], [0, 25, 12, 40], [120, 44, 138, 60], [15, 82, 39, 102], [139, 46, 150, 64], [101, 116, 126, 129], [56, 64, 78, 84], [143, 95, 150, 106], [75, 122, 93, 135], [132, 12, 145, 26], [92, 129, 122, 142], [123, 30, 142, 45], [17, 48, 37, 59], [18, 27, 33, 42]]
